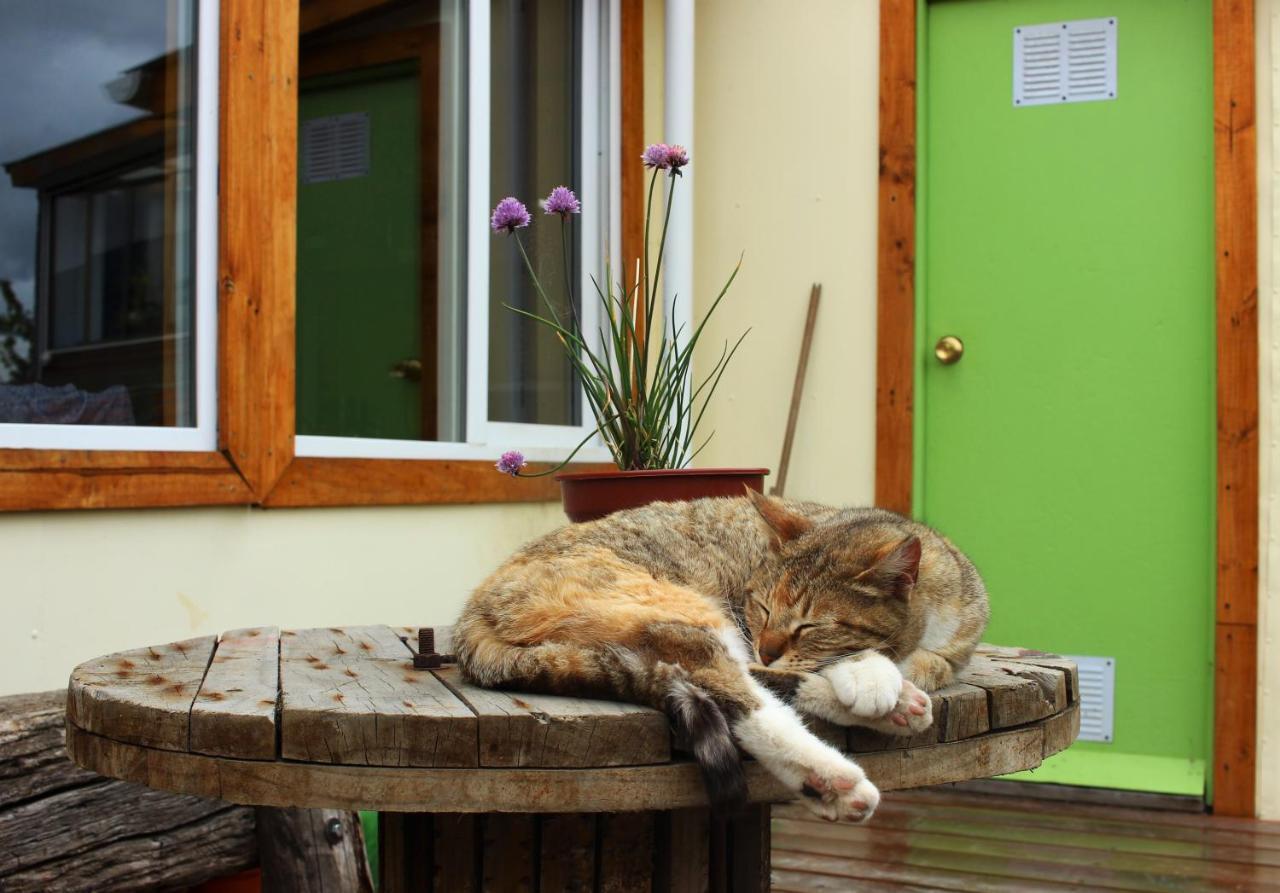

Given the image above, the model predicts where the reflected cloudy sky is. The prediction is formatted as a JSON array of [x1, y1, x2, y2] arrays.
[[0, 2, 185, 316]]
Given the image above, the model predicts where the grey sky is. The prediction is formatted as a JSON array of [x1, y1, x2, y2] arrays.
[[0, 1, 192, 312]]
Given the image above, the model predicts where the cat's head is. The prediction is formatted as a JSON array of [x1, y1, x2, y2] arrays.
[[741, 491, 923, 672]]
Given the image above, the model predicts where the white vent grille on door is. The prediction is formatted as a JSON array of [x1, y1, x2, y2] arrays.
[[302, 113, 370, 184], [1066, 654, 1116, 743], [1013, 18, 1117, 107]]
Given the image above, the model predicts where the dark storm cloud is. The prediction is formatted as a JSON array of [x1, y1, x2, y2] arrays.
[[0, 1, 192, 308]]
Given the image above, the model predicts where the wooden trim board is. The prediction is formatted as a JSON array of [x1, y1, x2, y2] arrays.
[[875, 0, 1259, 815]]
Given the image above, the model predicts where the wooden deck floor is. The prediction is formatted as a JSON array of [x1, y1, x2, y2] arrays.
[[771, 787, 1280, 892]]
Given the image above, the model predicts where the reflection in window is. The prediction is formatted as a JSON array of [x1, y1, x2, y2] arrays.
[[489, 0, 581, 427], [295, 0, 588, 444], [0, 1, 198, 427], [296, 0, 468, 442]]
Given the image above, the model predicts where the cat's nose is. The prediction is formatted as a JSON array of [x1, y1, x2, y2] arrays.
[[759, 644, 784, 666]]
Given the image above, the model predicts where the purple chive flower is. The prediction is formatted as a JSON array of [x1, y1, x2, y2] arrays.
[[641, 143, 671, 169], [665, 144, 689, 175], [540, 185, 581, 218], [490, 197, 532, 234], [495, 450, 527, 476]]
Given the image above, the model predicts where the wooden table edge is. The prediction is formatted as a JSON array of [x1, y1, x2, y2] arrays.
[[65, 703, 1076, 813]]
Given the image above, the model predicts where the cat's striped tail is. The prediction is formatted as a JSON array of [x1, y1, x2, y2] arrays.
[[666, 678, 749, 812]]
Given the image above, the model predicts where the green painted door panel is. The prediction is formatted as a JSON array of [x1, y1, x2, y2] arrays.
[[297, 67, 421, 440], [920, 0, 1214, 794]]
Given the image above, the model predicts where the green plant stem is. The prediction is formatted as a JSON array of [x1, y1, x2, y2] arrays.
[[559, 216, 578, 335]]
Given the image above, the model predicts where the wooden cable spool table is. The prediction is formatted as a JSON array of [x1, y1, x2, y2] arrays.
[[66, 625, 1079, 891]]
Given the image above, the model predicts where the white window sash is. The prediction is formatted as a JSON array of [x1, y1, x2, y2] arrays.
[[299, 0, 618, 465], [0, 0, 220, 452]]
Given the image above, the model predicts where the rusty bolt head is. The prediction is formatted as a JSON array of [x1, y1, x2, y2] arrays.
[[413, 652, 443, 669]]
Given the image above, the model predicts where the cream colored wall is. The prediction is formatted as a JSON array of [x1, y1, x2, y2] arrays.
[[688, 0, 880, 506], [0, 502, 564, 696], [1257, 0, 1279, 822]]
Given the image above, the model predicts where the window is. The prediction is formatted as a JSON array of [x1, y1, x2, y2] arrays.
[[0, 0, 636, 511], [293, 0, 615, 464], [0, 0, 217, 450]]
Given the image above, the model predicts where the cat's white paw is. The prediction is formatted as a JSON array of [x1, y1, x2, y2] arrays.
[[797, 758, 881, 823], [853, 679, 933, 736], [824, 653, 903, 718]]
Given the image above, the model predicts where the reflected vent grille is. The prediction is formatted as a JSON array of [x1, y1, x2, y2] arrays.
[[1014, 18, 1117, 107], [302, 113, 370, 183], [1066, 654, 1116, 743]]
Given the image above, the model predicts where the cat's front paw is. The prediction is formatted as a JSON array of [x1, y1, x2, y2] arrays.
[[824, 653, 903, 718], [853, 679, 933, 736], [798, 761, 881, 823]]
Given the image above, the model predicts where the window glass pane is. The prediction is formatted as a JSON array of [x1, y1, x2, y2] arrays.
[[488, 0, 581, 427], [0, 1, 198, 427], [295, 0, 468, 442]]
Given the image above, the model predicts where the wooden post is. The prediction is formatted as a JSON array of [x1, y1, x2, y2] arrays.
[[256, 807, 373, 893]]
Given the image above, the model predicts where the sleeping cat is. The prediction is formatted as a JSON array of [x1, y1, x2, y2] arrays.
[[455, 490, 988, 823]]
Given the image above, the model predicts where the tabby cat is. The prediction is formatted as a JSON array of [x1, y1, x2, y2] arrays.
[[455, 490, 989, 823]]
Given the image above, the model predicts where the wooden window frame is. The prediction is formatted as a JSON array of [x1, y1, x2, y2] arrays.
[[875, 0, 1259, 815], [0, 0, 643, 511]]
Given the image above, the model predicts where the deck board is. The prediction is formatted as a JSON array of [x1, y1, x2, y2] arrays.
[[772, 790, 1280, 893]]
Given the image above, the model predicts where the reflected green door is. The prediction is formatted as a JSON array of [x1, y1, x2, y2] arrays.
[[297, 66, 421, 440], [920, 0, 1214, 796]]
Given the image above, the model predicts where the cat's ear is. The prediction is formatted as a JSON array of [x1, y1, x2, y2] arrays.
[[856, 535, 922, 601], [745, 487, 812, 548]]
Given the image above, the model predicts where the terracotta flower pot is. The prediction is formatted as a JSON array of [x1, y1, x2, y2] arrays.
[[555, 467, 770, 523]]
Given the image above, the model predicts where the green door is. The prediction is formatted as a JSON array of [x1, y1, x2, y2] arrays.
[[920, 0, 1214, 796], [297, 65, 422, 440]]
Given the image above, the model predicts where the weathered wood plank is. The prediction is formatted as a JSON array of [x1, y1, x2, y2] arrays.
[[0, 778, 256, 890], [986, 659, 1068, 713], [972, 646, 1079, 703], [67, 636, 215, 751], [282, 625, 410, 662], [936, 682, 992, 742], [1041, 703, 1080, 758], [599, 811, 655, 891], [66, 719, 1058, 812], [192, 626, 279, 759], [730, 804, 771, 893], [380, 812, 431, 893], [378, 813, 408, 893], [0, 691, 100, 808], [433, 813, 479, 892], [256, 806, 373, 893], [280, 627, 476, 767], [539, 813, 596, 892], [956, 657, 1055, 729], [656, 807, 711, 893], [482, 814, 536, 892], [433, 666, 669, 768]]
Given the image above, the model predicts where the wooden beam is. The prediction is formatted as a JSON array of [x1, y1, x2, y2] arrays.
[[1212, 0, 1258, 819], [218, 0, 299, 498], [0, 449, 250, 511], [620, 0, 645, 283], [874, 0, 917, 516], [262, 458, 609, 507]]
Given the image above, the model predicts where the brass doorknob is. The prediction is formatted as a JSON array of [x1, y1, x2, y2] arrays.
[[934, 335, 964, 365], [389, 359, 423, 381]]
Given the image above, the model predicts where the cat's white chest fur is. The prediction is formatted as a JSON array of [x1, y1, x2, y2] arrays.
[[919, 611, 960, 653]]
